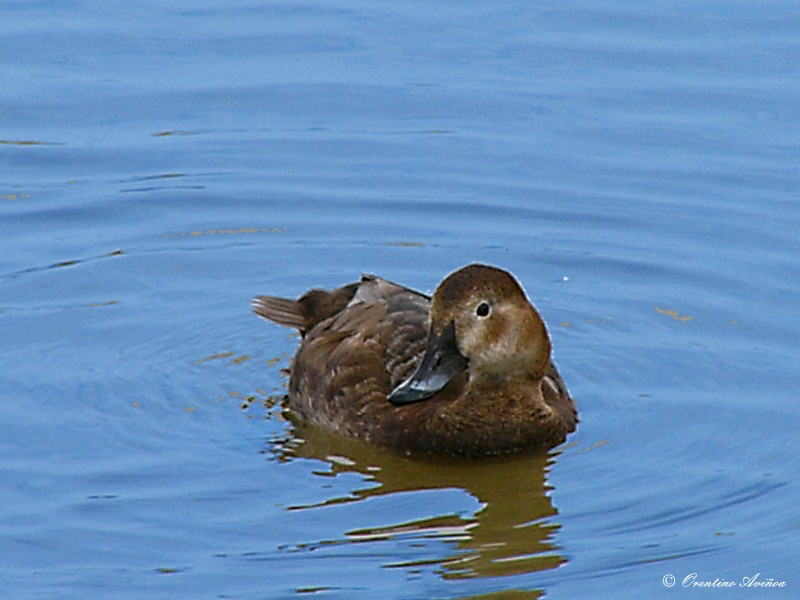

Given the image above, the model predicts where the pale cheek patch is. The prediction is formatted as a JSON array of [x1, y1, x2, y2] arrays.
[[462, 314, 515, 369], [457, 323, 481, 358]]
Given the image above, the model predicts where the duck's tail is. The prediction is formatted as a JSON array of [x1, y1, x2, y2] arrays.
[[252, 281, 361, 336], [252, 295, 306, 331]]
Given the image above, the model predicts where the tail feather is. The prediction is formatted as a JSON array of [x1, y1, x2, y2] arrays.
[[252, 281, 361, 335], [252, 296, 306, 330]]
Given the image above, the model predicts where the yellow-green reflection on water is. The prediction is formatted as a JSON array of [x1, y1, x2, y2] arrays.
[[273, 418, 567, 582]]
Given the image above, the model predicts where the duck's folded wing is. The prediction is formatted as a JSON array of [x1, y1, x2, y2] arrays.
[[352, 274, 430, 304]]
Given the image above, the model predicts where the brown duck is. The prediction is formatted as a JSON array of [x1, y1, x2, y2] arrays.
[[252, 264, 577, 456]]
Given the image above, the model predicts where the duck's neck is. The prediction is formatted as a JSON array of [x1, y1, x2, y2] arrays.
[[441, 370, 563, 452], [468, 344, 551, 388], [465, 373, 552, 421], [467, 369, 547, 401]]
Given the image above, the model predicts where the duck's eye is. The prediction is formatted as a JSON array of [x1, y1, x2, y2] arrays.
[[475, 302, 491, 317]]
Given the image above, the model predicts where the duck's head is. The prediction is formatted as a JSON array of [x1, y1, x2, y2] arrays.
[[388, 264, 552, 406]]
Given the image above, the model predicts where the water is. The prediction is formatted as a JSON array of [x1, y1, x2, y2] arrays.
[[2, 1, 799, 598]]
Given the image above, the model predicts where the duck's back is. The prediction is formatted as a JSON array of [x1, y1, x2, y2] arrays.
[[253, 276, 431, 439]]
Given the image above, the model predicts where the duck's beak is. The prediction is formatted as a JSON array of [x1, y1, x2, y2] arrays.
[[388, 321, 467, 406]]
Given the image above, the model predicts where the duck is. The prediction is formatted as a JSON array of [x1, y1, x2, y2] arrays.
[[252, 264, 577, 456]]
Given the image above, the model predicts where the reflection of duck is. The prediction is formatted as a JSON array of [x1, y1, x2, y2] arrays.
[[273, 425, 568, 581], [253, 264, 577, 456]]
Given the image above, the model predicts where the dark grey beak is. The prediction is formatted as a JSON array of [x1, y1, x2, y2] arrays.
[[388, 321, 468, 406]]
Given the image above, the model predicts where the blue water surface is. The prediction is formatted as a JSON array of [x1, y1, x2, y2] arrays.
[[2, 1, 799, 599]]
